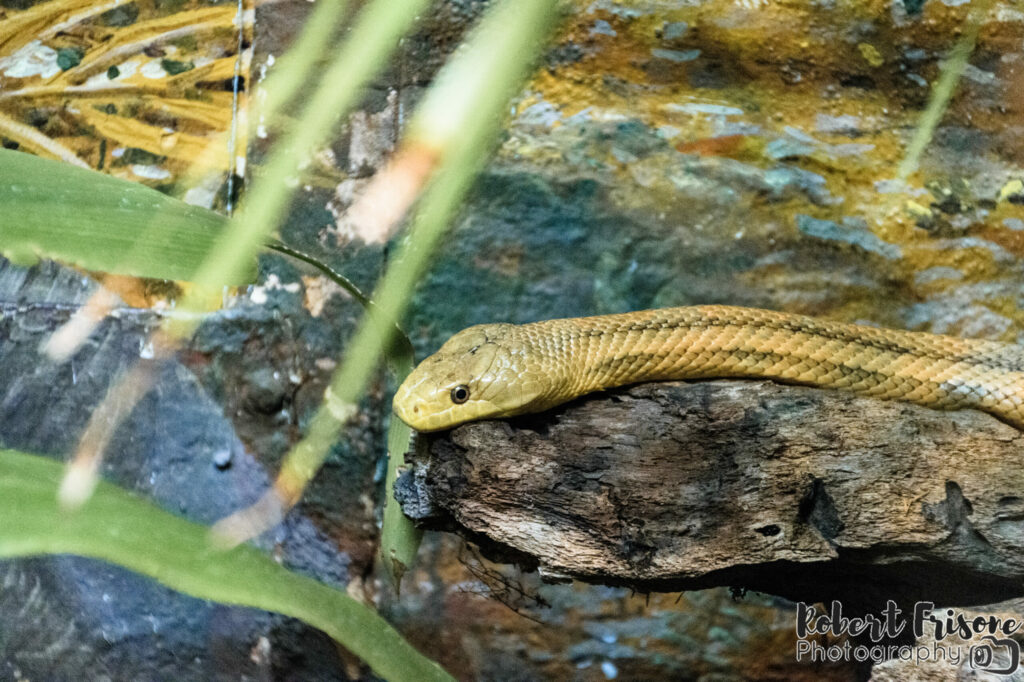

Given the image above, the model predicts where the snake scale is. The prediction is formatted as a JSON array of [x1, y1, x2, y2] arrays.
[[392, 305, 1024, 432]]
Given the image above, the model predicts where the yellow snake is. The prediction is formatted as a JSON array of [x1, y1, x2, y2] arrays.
[[392, 305, 1024, 432]]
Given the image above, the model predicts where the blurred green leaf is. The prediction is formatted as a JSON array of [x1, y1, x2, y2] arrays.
[[897, 0, 992, 181], [381, 354, 421, 587], [376, 0, 560, 589], [0, 448, 453, 682], [182, 0, 431, 299], [0, 149, 249, 283]]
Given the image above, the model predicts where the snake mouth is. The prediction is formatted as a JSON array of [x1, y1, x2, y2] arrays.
[[393, 390, 493, 432], [394, 409, 454, 433], [392, 398, 427, 431], [391, 372, 433, 431], [392, 394, 455, 432]]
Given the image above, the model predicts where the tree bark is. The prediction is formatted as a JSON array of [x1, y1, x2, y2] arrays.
[[394, 379, 1024, 609]]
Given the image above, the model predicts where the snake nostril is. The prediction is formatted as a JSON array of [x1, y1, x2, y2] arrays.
[[413, 404, 420, 414]]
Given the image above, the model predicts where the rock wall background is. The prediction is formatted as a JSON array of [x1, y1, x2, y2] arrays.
[[2, 0, 1024, 679], [383, 1, 1024, 679]]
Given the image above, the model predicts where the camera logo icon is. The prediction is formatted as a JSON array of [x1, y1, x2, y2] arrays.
[[969, 636, 1020, 675]]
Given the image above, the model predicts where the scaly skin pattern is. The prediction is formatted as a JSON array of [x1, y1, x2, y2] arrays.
[[392, 305, 1024, 432]]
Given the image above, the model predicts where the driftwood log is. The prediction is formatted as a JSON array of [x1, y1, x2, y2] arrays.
[[395, 379, 1024, 610]]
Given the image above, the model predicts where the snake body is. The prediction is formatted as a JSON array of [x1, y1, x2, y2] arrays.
[[392, 305, 1024, 432]]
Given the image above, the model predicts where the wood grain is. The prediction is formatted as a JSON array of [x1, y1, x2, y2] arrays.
[[395, 379, 1024, 608]]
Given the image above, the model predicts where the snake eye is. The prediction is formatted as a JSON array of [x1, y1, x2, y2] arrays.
[[450, 385, 470, 404]]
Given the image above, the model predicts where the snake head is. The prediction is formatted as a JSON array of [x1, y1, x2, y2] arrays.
[[392, 323, 550, 432]]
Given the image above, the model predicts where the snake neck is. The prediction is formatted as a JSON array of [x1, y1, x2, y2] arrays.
[[520, 305, 1024, 428], [551, 306, 770, 395]]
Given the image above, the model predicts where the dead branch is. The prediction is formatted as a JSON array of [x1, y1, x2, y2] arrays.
[[395, 380, 1024, 610]]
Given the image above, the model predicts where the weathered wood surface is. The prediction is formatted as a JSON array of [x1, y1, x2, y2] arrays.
[[395, 380, 1024, 607]]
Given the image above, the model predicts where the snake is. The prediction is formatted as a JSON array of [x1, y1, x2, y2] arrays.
[[392, 305, 1024, 433]]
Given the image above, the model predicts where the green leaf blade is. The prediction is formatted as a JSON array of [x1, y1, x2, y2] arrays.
[[0, 149, 249, 284], [0, 449, 452, 682]]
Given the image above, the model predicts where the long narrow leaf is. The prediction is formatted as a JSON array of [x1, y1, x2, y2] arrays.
[[0, 149, 245, 283], [380, 353, 421, 585], [0, 449, 453, 682], [184, 0, 431, 296], [261, 0, 561, 586], [897, 0, 992, 180]]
